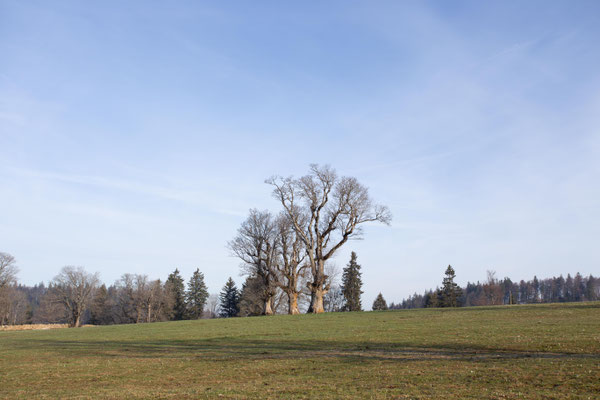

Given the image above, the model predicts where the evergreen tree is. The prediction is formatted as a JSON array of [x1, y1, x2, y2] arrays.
[[341, 251, 363, 311], [166, 268, 186, 320], [585, 275, 597, 301], [89, 284, 112, 325], [424, 289, 440, 308], [219, 277, 240, 318], [185, 269, 209, 319], [372, 293, 388, 311], [237, 275, 266, 317], [440, 265, 462, 307]]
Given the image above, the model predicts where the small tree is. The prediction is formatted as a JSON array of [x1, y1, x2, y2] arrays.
[[166, 269, 186, 320], [440, 265, 462, 307], [424, 289, 439, 308], [186, 269, 209, 319], [372, 293, 388, 311], [341, 252, 363, 311], [219, 277, 239, 318]]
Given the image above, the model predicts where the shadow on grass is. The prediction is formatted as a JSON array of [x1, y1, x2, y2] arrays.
[[13, 337, 600, 363]]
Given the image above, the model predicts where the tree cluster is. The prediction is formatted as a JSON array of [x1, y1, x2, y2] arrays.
[[229, 164, 390, 315]]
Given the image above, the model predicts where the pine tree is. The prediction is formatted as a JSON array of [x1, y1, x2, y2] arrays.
[[341, 251, 363, 312], [440, 265, 462, 307], [372, 293, 388, 311], [219, 277, 240, 318], [185, 268, 209, 319], [166, 268, 186, 320]]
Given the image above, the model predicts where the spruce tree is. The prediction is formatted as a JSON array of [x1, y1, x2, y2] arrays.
[[440, 265, 462, 307], [219, 277, 240, 318], [185, 268, 209, 319], [341, 251, 363, 311], [166, 268, 186, 320], [372, 293, 388, 311]]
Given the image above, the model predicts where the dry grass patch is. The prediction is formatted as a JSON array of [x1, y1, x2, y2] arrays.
[[0, 324, 69, 331]]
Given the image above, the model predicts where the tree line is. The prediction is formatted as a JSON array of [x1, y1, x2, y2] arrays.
[[391, 266, 599, 309], [0, 248, 370, 326], [0, 255, 216, 327]]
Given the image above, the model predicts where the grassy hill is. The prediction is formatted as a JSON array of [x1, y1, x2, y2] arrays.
[[1, 302, 599, 399]]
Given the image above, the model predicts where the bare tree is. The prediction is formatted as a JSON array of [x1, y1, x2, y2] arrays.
[[0, 288, 28, 325], [205, 293, 220, 318], [50, 266, 99, 327], [113, 274, 169, 323], [228, 209, 279, 315], [267, 164, 391, 313], [275, 213, 308, 314], [0, 252, 18, 289], [143, 279, 168, 323], [114, 273, 137, 323]]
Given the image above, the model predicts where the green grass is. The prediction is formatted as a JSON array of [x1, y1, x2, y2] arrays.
[[1, 302, 599, 399]]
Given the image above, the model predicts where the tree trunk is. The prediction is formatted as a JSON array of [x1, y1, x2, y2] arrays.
[[147, 303, 152, 323], [264, 296, 274, 315], [288, 292, 300, 315], [308, 288, 325, 314], [74, 312, 81, 328]]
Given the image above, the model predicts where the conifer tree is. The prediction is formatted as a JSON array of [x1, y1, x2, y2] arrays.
[[238, 275, 268, 317], [219, 277, 240, 318], [185, 268, 209, 319], [440, 265, 462, 307], [372, 293, 388, 311], [166, 268, 186, 320], [341, 251, 363, 311], [424, 289, 440, 308], [89, 284, 112, 325]]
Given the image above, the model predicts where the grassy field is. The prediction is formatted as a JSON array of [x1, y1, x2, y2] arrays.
[[1, 302, 599, 399]]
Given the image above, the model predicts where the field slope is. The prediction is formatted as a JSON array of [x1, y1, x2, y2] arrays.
[[1, 302, 599, 399]]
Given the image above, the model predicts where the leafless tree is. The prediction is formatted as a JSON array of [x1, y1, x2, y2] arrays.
[[114, 273, 137, 323], [0, 252, 18, 289], [34, 285, 69, 324], [275, 213, 308, 314], [267, 164, 391, 313], [142, 279, 168, 323], [205, 293, 220, 318], [113, 274, 170, 323], [228, 209, 280, 315], [0, 288, 28, 325], [50, 266, 100, 327]]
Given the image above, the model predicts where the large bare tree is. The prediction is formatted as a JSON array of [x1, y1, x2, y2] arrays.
[[228, 209, 279, 315], [50, 266, 100, 327], [275, 213, 308, 314], [267, 164, 391, 313]]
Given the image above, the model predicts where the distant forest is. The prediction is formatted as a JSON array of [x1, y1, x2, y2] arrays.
[[391, 270, 599, 309]]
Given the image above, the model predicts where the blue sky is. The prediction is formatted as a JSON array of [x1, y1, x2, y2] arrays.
[[1, 1, 599, 305]]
